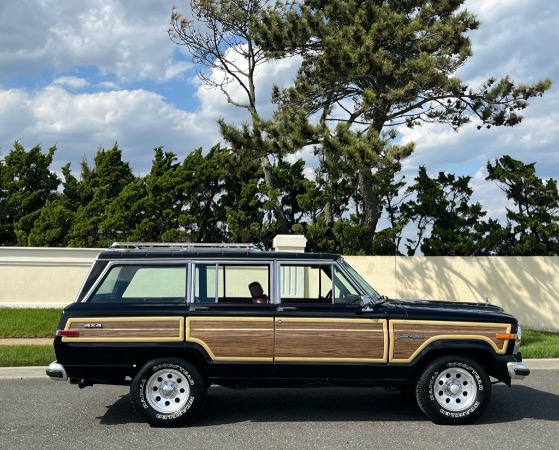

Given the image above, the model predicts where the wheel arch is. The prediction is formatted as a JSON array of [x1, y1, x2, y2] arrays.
[[407, 339, 502, 382], [128, 344, 211, 381]]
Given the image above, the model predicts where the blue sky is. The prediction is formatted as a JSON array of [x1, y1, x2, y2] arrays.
[[0, 0, 557, 224]]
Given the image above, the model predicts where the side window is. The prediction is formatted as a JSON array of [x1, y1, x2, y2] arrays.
[[279, 264, 333, 304], [332, 266, 361, 304], [194, 263, 270, 303], [89, 265, 186, 302], [279, 264, 360, 304]]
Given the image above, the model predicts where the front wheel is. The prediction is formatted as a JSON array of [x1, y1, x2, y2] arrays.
[[130, 358, 207, 427], [415, 356, 491, 425]]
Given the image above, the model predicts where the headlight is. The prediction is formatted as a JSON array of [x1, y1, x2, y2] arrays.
[[514, 324, 522, 354]]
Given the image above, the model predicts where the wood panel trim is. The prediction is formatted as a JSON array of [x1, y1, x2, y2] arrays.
[[186, 317, 274, 362], [274, 318, 388, 363], [388, 320, 512, 363], [62, 316, 184, 342]]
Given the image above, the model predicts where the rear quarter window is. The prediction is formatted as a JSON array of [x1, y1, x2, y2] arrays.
[[89, 265, 186, 302]]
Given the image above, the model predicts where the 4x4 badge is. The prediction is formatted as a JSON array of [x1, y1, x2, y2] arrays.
[[84, 323, 103, 329]]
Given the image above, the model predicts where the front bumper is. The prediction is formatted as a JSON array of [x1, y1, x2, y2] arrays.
[[507, 361, 530, 379], [46, 361, 68, 381]]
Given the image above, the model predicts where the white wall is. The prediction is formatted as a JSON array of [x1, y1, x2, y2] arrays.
[[0, 247, 102, 308], [0, 247, 557, 331], [346, 256, 559, 332]]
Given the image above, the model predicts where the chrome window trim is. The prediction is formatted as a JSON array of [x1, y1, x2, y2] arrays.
[[189, 260, 273, 304]]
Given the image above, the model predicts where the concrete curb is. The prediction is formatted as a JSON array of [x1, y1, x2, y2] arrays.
[[1, 359, 557, 380], [520, 358, 559, 370]]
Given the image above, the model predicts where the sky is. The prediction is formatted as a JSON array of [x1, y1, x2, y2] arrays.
[[0, 0, 557, 225]]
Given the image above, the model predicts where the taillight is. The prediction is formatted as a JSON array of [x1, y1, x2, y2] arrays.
[[56, 330, 79, 337]]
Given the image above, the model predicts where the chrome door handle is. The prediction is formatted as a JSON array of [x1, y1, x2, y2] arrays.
[[189, 306, 209, 311]]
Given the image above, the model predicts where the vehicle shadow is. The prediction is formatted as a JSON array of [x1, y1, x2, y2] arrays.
[[479, 384, 559, 424], [97, 383, 559, 426], [98, 394, 143, 425]]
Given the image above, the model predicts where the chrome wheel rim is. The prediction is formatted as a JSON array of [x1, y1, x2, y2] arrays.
[[145, 368, 190, 414], [434, 367, 477, 411]]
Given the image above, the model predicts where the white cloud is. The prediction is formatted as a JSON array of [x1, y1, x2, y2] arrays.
[[52, 76, 89, 89], [0, 0, 178, 82], [98, 81, 121, 90], [0, 89, 34, 148], [0, 84, 209, 174]]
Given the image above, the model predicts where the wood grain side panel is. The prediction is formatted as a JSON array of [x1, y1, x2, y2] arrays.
[[62, 317, 184, 342], [186, 317, 274, 361], [389, 320, 512, 363], [274, 319, 387, 362]]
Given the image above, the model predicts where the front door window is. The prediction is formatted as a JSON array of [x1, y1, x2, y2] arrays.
[[278, 263, 360, 304]]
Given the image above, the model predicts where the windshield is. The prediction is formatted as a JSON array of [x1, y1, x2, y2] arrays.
[[339, 259, 382, 303]]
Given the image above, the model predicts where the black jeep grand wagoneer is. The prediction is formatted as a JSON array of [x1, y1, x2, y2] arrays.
[[47, 243, 529, 426]]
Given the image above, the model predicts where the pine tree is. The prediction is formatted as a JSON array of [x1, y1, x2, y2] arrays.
[[255, 0, 552, 253]]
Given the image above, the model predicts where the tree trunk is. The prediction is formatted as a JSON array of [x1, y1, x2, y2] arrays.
[[358, 167, 379, 253]]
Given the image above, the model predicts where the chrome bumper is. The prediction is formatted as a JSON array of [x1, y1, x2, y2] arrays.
[[507, 361, 530, 379], [46, 361, 68, 381]]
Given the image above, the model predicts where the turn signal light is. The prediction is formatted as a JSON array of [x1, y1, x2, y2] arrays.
[[496, 333, 516, 340], [56, 330, 79, 337]]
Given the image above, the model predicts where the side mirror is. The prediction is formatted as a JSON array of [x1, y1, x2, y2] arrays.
[[360, 295, 375, 308]]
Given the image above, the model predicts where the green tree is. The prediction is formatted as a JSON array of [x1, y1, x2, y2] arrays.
[[169, 0, 290, 233], [402, 166, 503, 256], [256, 0, 552, 253], [176, 146, 229, 242], [27, 198, 74, 247], [67, 144, 135, 247], [486, 156, 559, 255], [0, 142, 60, 246], [370, 159, 410, 255], [222, 153, 267, 244], [28, 163, 83, 247], [101, 148, 186, 243]]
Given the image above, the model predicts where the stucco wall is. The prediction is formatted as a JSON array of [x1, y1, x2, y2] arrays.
[[345, 256, 559, 331], [0, 247, 557, 331], [0, 248, 102, 308]]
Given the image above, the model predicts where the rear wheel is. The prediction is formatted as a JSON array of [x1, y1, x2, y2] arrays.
[[415, 356, 491, 425], [130, 358, 207, 427]]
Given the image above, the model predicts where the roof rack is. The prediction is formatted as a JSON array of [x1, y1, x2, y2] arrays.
[[109, 242, 259, 250]]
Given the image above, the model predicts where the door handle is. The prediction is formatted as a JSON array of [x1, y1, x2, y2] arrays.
[[189, 306, 209, 311], [276, 306, 298, 312]]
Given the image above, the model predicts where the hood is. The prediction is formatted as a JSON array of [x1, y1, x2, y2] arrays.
[[382, 298, 516, 323]]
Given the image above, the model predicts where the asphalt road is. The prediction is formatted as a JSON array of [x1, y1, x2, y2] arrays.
[[1, 370, 557, 450]]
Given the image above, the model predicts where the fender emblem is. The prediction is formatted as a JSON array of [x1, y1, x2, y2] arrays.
[[84, 323, 103, 329], [398, 334, 424, 340]]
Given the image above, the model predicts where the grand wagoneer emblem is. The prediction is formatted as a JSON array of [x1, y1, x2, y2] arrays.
[[398, 334, 424, 340]]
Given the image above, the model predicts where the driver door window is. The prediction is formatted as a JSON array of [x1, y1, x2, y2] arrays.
[[278, 263, 360, 304]]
